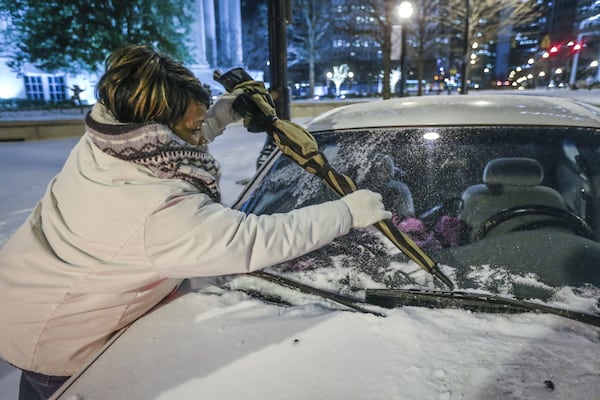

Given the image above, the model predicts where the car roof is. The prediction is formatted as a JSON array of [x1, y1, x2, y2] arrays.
[[305, 95, 600, 132]]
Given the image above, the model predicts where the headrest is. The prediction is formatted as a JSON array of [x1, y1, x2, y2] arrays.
[[368, 153, 395, 178], [483, 157, 543, 186]]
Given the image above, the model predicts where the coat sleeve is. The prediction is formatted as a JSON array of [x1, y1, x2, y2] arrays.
[[144, 194, 353, 278]]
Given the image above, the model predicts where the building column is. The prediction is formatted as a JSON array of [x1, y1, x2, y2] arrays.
[[204, 0, 218, 67], [190, 0, 208, 67], [218, 0, 231, 65], [229, 0, 244, 66], [217, 0, 243, 67]]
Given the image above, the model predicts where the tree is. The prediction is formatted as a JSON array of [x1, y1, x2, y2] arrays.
[[0, 0, 194, 74], [333, 0, 543, 97], [409, 0, 446, 96], [398, 0, 545, 95], [287, 0, 333, 97], [442, 0, 545, 94], [333, 0, 403, 100]]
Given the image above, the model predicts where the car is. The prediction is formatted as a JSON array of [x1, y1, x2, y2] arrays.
[[54, 95, 600, 400]]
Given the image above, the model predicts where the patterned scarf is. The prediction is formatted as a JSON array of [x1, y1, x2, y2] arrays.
[[85, 103, 221, 202]]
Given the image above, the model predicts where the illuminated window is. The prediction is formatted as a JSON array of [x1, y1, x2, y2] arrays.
[[24, 75, 43, 101], [48, 75, 66, 102]]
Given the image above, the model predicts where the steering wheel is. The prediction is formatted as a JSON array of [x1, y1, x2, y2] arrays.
[[473, 205, 595, 241]]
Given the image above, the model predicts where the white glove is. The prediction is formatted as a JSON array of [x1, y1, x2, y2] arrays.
[[341, 189, 392, 228], [201, 89, 243, 142]]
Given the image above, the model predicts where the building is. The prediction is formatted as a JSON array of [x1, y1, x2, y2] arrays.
[[570, 0, 600, 85], [497, 0, 599, 88], [0, 11, 81, 104], [0, 0, 247, 106]]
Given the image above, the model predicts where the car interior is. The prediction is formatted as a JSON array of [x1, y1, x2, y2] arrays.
[[459, 157, 572, 241], [238, 125, 600, 291]]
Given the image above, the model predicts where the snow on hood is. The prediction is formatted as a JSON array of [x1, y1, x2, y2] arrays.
[[57, 280, 600, 400]]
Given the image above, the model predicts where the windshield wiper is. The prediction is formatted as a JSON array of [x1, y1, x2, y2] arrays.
[[252, 270, 384, 317], [251, 271, 600, 327], [366, 288, 600, 327]]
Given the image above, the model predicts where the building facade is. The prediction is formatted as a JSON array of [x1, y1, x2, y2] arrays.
[[495, 0, 599, 88], [0, 0, 246, 106]]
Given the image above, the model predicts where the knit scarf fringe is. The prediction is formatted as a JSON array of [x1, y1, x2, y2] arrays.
[[85, 107, 221, 202]]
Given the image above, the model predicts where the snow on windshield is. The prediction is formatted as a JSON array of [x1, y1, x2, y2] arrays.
[[240, 127, 600, 314]]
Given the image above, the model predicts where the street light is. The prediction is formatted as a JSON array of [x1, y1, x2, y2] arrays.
[[397, 1, 413, 97], [327, 64, 351, 98]]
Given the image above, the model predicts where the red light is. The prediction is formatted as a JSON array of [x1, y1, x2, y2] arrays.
[[549, 46, 559, 54], [573, 43, 582, 52]]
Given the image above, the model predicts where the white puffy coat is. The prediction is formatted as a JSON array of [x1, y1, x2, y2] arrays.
[[0, 129, 352, 376]]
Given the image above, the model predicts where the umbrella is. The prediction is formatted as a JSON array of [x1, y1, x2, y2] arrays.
[[214, 69, 454, 290]]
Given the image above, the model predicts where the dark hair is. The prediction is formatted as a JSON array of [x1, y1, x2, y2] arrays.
[[95, 45, 210, 126]]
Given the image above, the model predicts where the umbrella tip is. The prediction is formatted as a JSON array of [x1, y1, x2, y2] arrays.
[[433, 265, 455, 290]]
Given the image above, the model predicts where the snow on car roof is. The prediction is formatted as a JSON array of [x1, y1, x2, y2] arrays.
[[306, 95, 600, 132]]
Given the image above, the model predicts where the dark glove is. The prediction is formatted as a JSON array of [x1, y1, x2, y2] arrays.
[[214, 68, 278, 133], [232, 80, 277, 132]]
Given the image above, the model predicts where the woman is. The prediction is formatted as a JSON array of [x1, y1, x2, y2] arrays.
[[0, 45, 390, 400]]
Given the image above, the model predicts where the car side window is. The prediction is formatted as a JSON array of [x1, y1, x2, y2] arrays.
[[557, 141, 592, 219]]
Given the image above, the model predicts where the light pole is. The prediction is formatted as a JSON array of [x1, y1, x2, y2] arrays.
[[268, 0, 290, 119], [568, 15, 600, 88], [460, 0, 469, 94], [398, 1, 413, 97]]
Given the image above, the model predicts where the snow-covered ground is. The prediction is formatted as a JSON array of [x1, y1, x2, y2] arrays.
[[1, 95, 599, 399]]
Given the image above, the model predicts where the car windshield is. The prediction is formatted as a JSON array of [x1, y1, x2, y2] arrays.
[[238, 126, 600, 311]]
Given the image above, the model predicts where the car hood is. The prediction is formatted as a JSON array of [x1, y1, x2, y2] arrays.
[[55, 276, 600, 400]]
